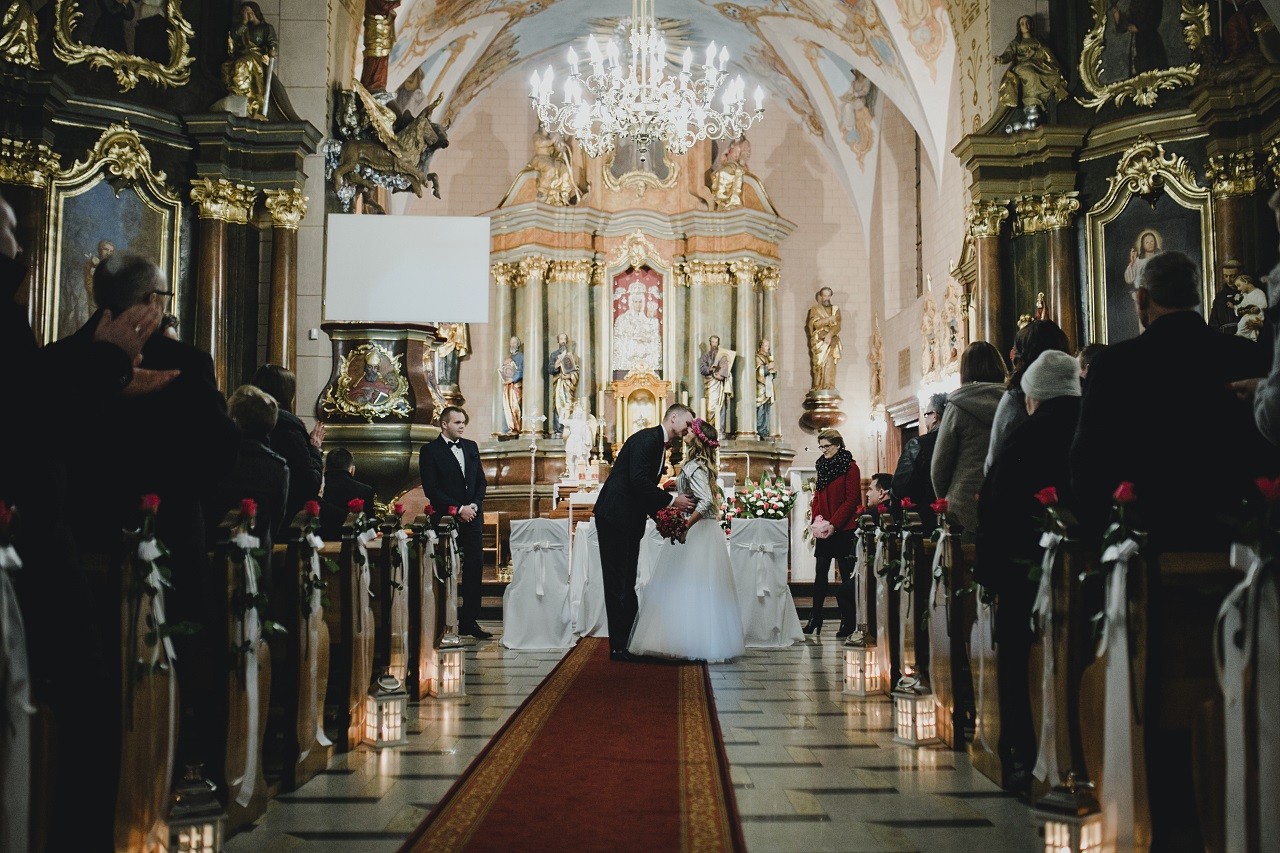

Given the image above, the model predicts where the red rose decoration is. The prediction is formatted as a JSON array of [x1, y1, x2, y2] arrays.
[[303, 500, 321, 518], [1034, 487, 1058, 507], [899, 497, 916, 510], [347, 498, 365, 514], [393, 502, 405, 516], [423, 502, 434, 516], [931, 498, 949, 514], [1255, 476, 1280, 503], [448, 505, 458, 516], [240, 498, 258, 518], [855, 504, 867, 516], [1112, 481, 1137, 505], [140, 493, 161, 514], [0, 501, 12, 531]]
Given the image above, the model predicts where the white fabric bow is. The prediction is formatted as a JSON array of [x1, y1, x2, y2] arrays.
[[301, 531, 332, 751], [137, 537, 177, 661], [1097, 536, 1141, 851], [1031, 530, 1064, 785], [734, 541, 778, 598], [230, 531, 262, 808], [929, 528, 951, 615], [517, 541, 563, 597]]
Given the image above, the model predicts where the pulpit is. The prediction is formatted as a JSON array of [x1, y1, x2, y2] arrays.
[[609, 369, 671, 447]]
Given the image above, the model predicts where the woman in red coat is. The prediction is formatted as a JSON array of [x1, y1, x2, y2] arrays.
[[807, 429, 862, 636]]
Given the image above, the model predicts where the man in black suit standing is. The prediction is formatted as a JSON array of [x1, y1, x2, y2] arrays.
[[420, 406, 491, 639], [593, 403, 696, 661]]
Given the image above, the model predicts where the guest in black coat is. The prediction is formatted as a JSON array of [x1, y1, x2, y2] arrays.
[[206, 385, 289, 582], [419, 406, 491, 638], [319, 447, 375, 541], [892, 392, 947, 530], [977, 350, 1082, 792], [252, 364, 323, 530]]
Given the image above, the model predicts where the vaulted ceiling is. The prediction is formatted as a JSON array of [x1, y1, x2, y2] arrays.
[[385, 0, 958, 228]]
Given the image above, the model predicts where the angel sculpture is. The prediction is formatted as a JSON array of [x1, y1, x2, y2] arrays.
[[562, 400, 598, 480], [327, 81, 449, 213]]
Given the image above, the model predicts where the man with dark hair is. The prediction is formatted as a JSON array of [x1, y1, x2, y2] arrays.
[[420, 406, 490, 638], [867, 472, 894, 509], [319, 447, 374, 541], [252, 364, 324, 528], [594, 403, 696, 660], [892, 392, 947, 529]]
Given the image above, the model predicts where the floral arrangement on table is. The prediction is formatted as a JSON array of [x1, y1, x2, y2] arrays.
[[725, 473, 797, 526], [656, 505, 688, 544]]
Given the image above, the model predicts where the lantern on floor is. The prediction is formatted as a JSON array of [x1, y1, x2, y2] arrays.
[[432, 645, 466, 698], [364, 672, 409, 747], [1036, 773, 1103, 853], [891, 683, 938, 746], [842, 641, 881, 696], [168, 764, 226, 853]]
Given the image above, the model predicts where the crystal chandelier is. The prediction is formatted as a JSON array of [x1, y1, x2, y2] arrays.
[[528, 0, 764, 160]]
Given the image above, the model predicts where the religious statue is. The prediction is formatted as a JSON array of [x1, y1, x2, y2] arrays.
[[1210, 258, 1244, 334], [82, 239, 115, 309], [499, 336, 524, 435], [755, 339, 777, 439], [612, 279, 662, 373], [561, 400, 598, 479], [707, 135, 751, 210], [995, 15, 1070, 128], [433, 321, 469, 403], [0, 0, 39, 68], [1235, 274, 1266, 341], [545, 333, 579, 434], [360, 0, 401, 93], [527, 128, 586, 206], [222, 2, 278, 120], [699, 335, 734, 431], [868, 315, 884, 407], [805, 287, 842, 391], [920, 292, 939, 378]]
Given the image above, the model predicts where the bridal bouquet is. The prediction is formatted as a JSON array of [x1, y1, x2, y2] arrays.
[[728, 473, 797, 521], [655, 506, 688, 544]]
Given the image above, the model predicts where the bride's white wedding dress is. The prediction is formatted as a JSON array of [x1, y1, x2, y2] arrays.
[[628, 459, 746, 662]]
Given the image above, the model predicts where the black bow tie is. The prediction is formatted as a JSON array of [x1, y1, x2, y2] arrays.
[[446, 440, 460, 448]]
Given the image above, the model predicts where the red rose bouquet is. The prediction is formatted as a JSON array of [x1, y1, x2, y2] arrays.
[[655, 506, 688, 544]]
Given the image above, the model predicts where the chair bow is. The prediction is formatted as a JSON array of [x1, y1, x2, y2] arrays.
[[136, 536, 176, 661], [1031, 530, 1064, 785], [733, 540, 778, 597], [230, 530, 263, 808], [929, 528, 952, 616], [1096, 536, 1141, 850], [516, 541, 563, 597], [301, 531, 331, 751]]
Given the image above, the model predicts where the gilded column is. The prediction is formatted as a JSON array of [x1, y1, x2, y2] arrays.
[[0, 138, 60, 340], [1208, 151, 1259, 276], [1014, 191, 1081, 347], [191, 178, 257, 391], [359, 0, 399, 92], [731, 259, 759, 440], [758, 265, 781, 437], [263, 188, 307, 371], [491, 262, 516, 434], [518, 255, 548, 435], [967, 198, 1009, 354]]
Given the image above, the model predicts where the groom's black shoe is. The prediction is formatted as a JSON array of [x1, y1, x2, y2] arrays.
[[460, 623, 494, 640], [610, 649, 638, 662]]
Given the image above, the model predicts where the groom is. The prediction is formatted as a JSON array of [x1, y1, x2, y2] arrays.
[[594, 403, 696, 661]]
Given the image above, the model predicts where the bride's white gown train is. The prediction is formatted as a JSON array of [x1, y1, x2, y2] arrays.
[[627, 459, 746, 662]]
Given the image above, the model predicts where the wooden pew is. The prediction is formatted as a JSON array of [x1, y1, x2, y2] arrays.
[[924, 517, 975, 749], [324, 512, 376, 751], [968, 577, 1003, 787], [872, 514, 902, 692], [377, 513, 411, 684], [270, 510, 333, 791], [407, 515, 440, 700], [213, 511, 273, 832]]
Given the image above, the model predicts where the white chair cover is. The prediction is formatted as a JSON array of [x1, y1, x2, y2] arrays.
[[501, 518, 573, 649], [729, 518, 804, 648], [570, 520, 609, 637]]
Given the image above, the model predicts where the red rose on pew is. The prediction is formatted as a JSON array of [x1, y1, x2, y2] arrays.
[[855, 504, 867, 516], [394, 502, 405, 516], [899, 497, 915, 510], [348, 498, 365, 513], [139, 494, 161, 514], [1112, 481, 1137, 505], [1034, 487, 1058, 507], [303, 500, 321, 518], [423, 502, 433, 515], [0, 501, 12, 532], [240, 498, 257, 518], [1255, 476, 1280, 503], [931, 498, 949, 514]]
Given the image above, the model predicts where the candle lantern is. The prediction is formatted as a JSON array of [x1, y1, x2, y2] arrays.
[[1035, 773, 1103, 853], [432, 645, 466, 698], [363, 672, 409, 747], [168, 764, 226, 853], [891, 684, 938, 746], [842, 642, 881, 696]]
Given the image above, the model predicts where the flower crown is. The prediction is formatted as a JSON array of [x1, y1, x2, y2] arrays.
[[689, 417, 720, 449]]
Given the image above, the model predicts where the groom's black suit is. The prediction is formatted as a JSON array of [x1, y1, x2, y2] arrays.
[[419, 434, 487, 626], [593, 424, 672, 652]]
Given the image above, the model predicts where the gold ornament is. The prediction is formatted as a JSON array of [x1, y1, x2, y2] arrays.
[[609, 231, 663, 271], [967, 198, 1010, 239], [321, 343, 412, 422], [264, 188, 308, 230], [53, 0, 195, 91], [1109, 136, 1202, 202], [1012, 191, 1081, 235], [363, 14, 394, 58], [0, 138, 60, 188], [1, 0, 40, 68], [1205, 151, 1259, 198], [190, 178, 258, 224], [1077, 0, 1208, 110]]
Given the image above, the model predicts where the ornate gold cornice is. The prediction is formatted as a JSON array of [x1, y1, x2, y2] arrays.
[[609, 231, 663, 271], [263, 188, 308, 230], [0, 138, 60, 188], [729, 258, 758, 287], [967, 198, 1010, 239], [547, 258, 593, 286], [757, 265, 780, 291], [190, 178, 258, 224], [516, 255, 548, 287], [1, 0, 40, 68], [1076, 0, 1207, 110], [681, 259, 732, 287], [491, 262, 517, 288], [53, 0, 194, 91], [1205, 151, 1260, 198], [1110, 136, 1202, 200], [1012, 191, 1081, 235]]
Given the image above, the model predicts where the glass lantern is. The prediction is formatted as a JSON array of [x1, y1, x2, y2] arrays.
[[168, 764, 226, 853], [891, 686, 938, 746], [363, 672, 409, 748], [1036, 773, 1103, 853], [432, 646, 466, 698], [842, 643, 881, 696]]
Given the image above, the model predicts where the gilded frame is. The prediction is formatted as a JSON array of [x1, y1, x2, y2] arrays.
[[1083, 136, 1214, 343], [53, 0, 195, 91], [1077, 0, 1210, 110], [602, 145, 680, 200], [43, 123, 182, 343], [320, 342, 413, 422], [603, 231, 675, 381]]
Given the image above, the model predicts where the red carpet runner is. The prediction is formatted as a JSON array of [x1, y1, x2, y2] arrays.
[[400, 637, 746, 852]]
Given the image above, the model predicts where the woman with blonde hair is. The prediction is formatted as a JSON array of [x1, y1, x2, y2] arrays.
[[628, 418, 746, 662]]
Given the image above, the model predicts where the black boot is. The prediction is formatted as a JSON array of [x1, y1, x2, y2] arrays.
[[802, 617, 823, 635]]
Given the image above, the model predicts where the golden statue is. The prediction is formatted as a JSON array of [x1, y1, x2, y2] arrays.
[[527, 128, 585, 206], [805, 286, 842, 391], [995, 15, 1070, 126], [0, 0, 39, 68], [222, 1, 278, 120], [499, 336, 524, 435], [707, 136, 751, 210], [868, 314, 884, 407]]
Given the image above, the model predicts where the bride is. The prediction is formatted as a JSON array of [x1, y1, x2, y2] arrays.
[[628, 418, 746, 662]]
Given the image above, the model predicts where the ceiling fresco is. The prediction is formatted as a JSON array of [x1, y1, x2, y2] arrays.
[[384, 0, 958, 223]]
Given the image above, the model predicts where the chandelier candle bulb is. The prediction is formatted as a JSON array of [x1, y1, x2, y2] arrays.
[[754, 85, 764, 110], [568, 46, 580, 73], [682, 46, 692, 73], [706, 41, 716, 67]]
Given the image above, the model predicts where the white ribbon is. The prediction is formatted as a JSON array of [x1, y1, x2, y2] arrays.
[[872, 529, 891, 683], [137, 538, 177, 661], [928, 528, 950, 615], [302, 532, 332, 750], [851, 534, 869, 627], [356, 528, 377, 632], [733, 541, 778, 597], [230, 531, 262, 808], [1097, 537, 1141, 852], [1, 544, 31, 853], [445, 529, 460, 633], [516, 541, 563, 597], [392, 530, 410, 674], [1032, 531, 1064, 785], [971, 595, 996, 755]]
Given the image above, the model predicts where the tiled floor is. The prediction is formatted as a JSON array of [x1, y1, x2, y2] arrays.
[[226, 626, 1040, 851]]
